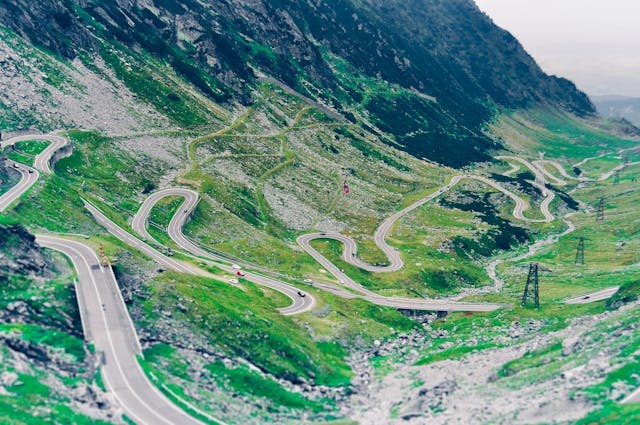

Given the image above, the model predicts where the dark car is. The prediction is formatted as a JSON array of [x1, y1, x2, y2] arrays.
[[297, 291, 306, 298]]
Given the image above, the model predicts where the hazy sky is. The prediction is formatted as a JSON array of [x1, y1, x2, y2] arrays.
[[473, 0, 640, 97]]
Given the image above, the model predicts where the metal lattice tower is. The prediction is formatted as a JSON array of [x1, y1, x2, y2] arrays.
[[574, 237, 586, 266], [596, 197, 605, 223], [521, 263, 552, 308], [521, 263, 540, 308]]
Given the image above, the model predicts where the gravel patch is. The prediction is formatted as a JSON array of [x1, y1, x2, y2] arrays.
[[346, 302, 639, 424]]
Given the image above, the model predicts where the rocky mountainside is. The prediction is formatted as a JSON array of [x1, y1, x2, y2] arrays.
[[1, 2, 640, 424], [0, 0, 594, 167], [0, 223, 52, 279], [0, 224, 117, 423]]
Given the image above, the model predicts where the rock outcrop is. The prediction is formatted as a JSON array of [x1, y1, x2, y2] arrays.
[[0, 223, 52, 280]]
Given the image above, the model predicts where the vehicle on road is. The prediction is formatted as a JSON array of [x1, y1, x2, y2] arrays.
[[232, 264, 241, 269], [236, 270, 245, 276], [297, 291, 306, 298], [303, 279, 312, 283], [28, 169, 33, 174], [229, 278, 239, 284]]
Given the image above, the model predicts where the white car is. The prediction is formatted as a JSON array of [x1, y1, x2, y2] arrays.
[[303, 279, 312, 283], [231, 264, 241, 270], [229, 278, 239, 284]]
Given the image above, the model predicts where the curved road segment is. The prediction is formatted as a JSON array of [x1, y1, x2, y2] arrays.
[[36, 236, 206, 425], [0, 133, 68, 212], [3, 134, 638, 409], [130, 188, 316, 315], [534, 157, 640, 185], [0, 135, 218, 424], [298, 172, 555, 282], [0, 163, 39, 212], [133, 188, 502, 312], [1, 133, 68, 173]]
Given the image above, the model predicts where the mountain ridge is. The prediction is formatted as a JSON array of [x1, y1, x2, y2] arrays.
[[0, 0, 595, 167]]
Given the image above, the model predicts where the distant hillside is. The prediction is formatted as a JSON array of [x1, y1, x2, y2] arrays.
[[592, 95, 640, 126], [0, 0, 594, 167]]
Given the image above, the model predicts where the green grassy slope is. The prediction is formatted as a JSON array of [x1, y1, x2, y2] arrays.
[[1, 20, 639, 423]]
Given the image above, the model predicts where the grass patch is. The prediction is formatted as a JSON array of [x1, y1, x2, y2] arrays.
[[606, 280, 640, 310], [205, 359, 328, 411], [415, 341, 499, 366], [143, 271, 353, 387], [12, 140, 51, 156]]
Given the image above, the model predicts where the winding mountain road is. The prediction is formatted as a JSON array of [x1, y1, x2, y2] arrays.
[[533, 160, 581, 186], [535, 155, 640, 185], [0, 163, 39, 212], [1, 133, 68, 173], [3, 133, 639, 412], [131, 188, 503, 312], [1, 135, 211, 424], [297, 172, 555, 288], [36, 236, 206, 425], [1, 133, 68, 212], [129, 188, 315, 315]]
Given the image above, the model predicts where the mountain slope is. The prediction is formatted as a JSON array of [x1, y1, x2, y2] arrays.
[[0, 0, 594, 167], [2, 1, 640, 424]]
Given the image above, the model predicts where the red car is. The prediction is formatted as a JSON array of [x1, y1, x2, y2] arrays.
[[236, 270, 245, 277]]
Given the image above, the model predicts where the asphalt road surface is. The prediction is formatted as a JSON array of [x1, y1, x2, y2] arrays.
[[0, 133, 68, 212], [135, 189, 501, 312], [533, 159, 580, 186], [36, 235, 206, 425], [1, 133, 68, 173], [565, 287, 620, 304], [495, 156, 555, 222], [85, 199, 212, 277], [534, 156, 640, 184], [0, 163, 39, 212]]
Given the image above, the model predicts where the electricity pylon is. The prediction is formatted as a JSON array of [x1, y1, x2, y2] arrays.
[[595, 197, 605, 223], [521, 263, 552, 308], [574, 237, 588, 266]]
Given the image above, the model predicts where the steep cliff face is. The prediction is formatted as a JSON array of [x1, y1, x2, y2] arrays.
[[0, 223, 53, 280], [0, 0, 594, 111], [0, 225, 115, 423], [0, 0, 596, 166]]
